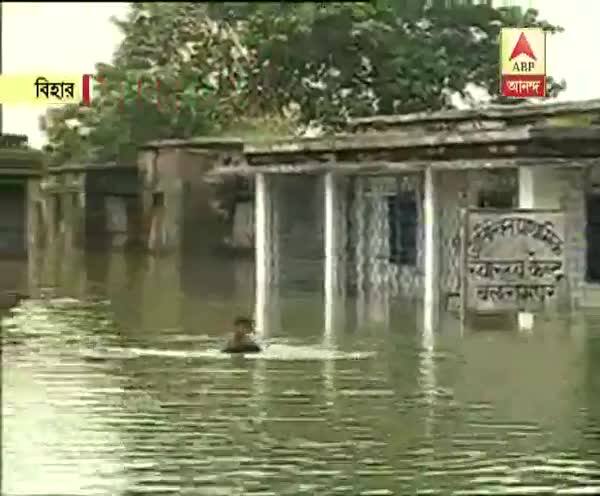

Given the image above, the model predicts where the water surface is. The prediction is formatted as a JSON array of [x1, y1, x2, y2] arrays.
[[2, 254, 600, 495]]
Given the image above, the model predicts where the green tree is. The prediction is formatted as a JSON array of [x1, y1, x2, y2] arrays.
[[41, 1, 564, 166]]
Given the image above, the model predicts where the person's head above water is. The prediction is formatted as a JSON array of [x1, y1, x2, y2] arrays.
[[233, 317, 254, 335], [223, 316, 261, 353]]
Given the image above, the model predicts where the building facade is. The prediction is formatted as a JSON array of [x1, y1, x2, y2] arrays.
[[211, 99, 600, 332], [23, 100, 600, 332]]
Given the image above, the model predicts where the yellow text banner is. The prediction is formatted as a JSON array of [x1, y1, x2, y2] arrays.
[[0, 74, 86, 105]]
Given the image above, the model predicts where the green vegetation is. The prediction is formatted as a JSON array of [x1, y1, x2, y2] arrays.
[[41, 1, 564, 166]]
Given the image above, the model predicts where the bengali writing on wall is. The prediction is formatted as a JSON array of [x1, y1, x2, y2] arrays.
[[463, 212, 566, 311]]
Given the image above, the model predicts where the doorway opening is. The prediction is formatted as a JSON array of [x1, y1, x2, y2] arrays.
[[586, 192, 600, 282], [387, 191, 417, 266], [0, 180, 26, 257]]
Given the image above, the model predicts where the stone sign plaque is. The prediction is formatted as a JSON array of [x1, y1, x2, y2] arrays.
[[461, 208, 566, 313]]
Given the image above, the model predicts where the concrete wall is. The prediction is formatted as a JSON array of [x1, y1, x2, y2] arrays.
[[0, 176, 43, 260], [138, 145, 245, 255], [563, 167, 592, 307], [40, 171, 86, 251], [40, 168, 141, 253], [26, 177, 44, 289], [86, 168, 140, 250], [0, 176, 43, 295], [139, 148, 183, 253], [178, 149, 235, 254], [87, 194, 139, 250], [231, 201, 253, 250], [518, 165, 588, 308]]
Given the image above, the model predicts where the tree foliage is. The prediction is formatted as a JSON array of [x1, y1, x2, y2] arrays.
[[41, 1, 564, 165]]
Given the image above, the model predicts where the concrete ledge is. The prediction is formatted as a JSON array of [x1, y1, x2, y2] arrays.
[[211, 157, 600, 177], [139, 137, 244, 151], [0, 148, 44, 172], [0, 168, 44, 177], [48, 163, 137, 174], [347, 99, 600, 131]]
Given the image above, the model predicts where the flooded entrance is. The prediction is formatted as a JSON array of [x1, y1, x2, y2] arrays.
[[586, 192, 600, 283], [0, 180, 26, 257]]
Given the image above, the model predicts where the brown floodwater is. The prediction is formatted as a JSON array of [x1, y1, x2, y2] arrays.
[[2, 252, 600, 495]]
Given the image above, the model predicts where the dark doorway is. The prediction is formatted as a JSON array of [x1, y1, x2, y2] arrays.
[[387, 191, 417, 266], [85, 193, 108, 251], [0, 180, 26, 257], [586, 193, 600, 282]]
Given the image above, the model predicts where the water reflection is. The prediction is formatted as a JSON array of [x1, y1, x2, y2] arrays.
[[3, 301, 128, 495], [2, 252, 600, 495]]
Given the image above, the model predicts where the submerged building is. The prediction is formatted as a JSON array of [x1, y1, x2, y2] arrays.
[[28, 99, 600, 332], [0, 134, 44, 258], [0, 134, 44, 295], [209, 99, 600, 332]]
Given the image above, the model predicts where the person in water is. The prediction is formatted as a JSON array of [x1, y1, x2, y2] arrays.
[[222, 317, 262, 353]]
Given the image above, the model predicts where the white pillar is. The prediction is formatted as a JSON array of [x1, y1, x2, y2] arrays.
[[518, 166, 540, 330], [421, 330, 436, 438], [25, 181, 40, 296], [519, 167, 536, 209], [422, 168, 437, 433], [354, 179, 367, 326], [323, 178, 338, 402], [324, 172, 339, 336], [423, 166, 439, 336], [255, 173, 271, 337]]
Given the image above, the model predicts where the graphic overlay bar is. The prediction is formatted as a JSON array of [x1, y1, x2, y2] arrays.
[[0, 74, 87, 106], [82, 74, 92, 106], [500, 28, 546, 99], [79, 74, 117, 107]]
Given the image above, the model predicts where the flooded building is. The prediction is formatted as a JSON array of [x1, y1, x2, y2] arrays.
[[42, 163, 141, 251], [211, 99, 600, 333], [0, 134, 44, 258], [28, 100, 600, 333], [0, 135, 44, 296]]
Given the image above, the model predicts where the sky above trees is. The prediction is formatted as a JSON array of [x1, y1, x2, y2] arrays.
[[2, 1, 599, 150]]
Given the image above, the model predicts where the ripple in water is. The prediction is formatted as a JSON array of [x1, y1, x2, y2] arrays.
[[2, 298, 600, 495], [76, 343, 376, 362]]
